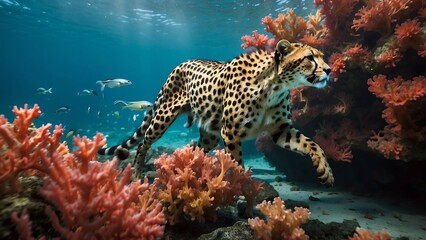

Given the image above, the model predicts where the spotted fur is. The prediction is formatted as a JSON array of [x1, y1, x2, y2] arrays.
[[98, 40, 334, 186]]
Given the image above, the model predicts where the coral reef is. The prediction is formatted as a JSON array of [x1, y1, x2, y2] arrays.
[[0, 104, 166, 239], [245, 0, 425, 164], [248, 197, 310, 240], [153, 145, 263, 225]]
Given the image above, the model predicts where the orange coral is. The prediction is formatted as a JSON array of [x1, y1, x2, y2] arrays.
[[348, 227, 391, 240], [262, 9, 308, 42], [241, 30, 275, 51], [248, 197, 310, 240], [153, 145, 262, 224]]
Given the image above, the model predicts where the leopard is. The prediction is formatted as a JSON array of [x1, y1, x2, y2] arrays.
[[98, 39, 334, 186]]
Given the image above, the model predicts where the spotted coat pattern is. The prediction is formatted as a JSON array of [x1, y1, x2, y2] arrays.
[[98, 40, 334, 186]]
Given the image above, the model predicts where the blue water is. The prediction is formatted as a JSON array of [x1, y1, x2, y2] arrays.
[[0, 0, 313, 144]]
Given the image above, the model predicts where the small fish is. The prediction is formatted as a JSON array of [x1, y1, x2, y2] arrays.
[[36, 87, 53, 94], [97, 110, 101, 118], [87, 107, 91, 114], [113, 100, 128, 107], [112, 111, 120, 119], [132, 114, 139, 121], [54, 106, 71, 114], [77, 89, 98, 96], [121, 101, 153, 111], [65, 129, 76, 139], [96, 78, 132, 91]]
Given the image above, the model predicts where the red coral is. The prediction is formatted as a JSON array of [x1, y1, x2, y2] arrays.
[[329, 53, 346, 81], [343, 44, 373, 69], [352, 0, 412, 36], [314, 135, 353, 162], [374, 47, 402, 68], [153, 145, 262, 224], [395, 19, 422, 40], [394, 19, 425, 53], [2, 104, 166, 239], [367, 75, 426, 106], [248, 197, 310, 240], [367, 126, 405, 160], [367, 75, 426, 160], [241, 30, 276, 51], [314, 0, 359, 41]]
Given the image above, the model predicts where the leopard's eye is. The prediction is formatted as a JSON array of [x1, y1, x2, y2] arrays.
[[306, 55, 314, 61]]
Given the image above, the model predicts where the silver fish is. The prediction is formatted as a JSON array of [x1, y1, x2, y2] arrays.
[[114, 100, 153, 111], [54, 106, 70, 114], [96, 78, 132, 91], [87, 107, 91, 114], [77, 89, 98, 96], [36, 87, 53, 94]]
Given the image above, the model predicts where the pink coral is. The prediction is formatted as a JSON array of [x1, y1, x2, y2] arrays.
[[153, 145, 262, 224], [241, 30, 275, 51], [40, 135, 166, 239], [0, 104, 68, 193], [248, 197, 310, 240], [2, 104, 166, 239]]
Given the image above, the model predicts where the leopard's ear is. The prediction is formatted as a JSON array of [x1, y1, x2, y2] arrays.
[[275, 40, 293, 60], [274, 40, 293, 72]]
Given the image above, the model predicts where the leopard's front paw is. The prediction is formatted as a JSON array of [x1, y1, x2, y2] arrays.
[[312, 155, 334, 187]]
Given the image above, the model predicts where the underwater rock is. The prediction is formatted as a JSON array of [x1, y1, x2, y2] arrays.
[[254, 180, 279, 204], [197, 221, 253, 240], [302, 219, 360, 240]]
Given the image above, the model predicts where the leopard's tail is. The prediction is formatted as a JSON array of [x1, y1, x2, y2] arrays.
[[97, 109, 154, 160]]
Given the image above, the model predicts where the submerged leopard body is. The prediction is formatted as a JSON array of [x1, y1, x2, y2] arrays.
[[98, 40, 334, 186]]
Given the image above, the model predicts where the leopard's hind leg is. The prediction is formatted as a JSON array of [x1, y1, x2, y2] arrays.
[[197, 128, 219, 152], [134, 101, 189, 177]]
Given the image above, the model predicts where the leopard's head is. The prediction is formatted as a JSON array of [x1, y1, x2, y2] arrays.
[[274, 39, 331, 89]]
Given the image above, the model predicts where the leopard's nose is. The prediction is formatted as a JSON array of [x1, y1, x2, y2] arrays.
[[324, 68, 331, 75]]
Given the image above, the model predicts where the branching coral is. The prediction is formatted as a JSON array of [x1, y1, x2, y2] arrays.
[[153, 145, 262, 224], [1, 104, 166, 239], [367, 75, 426, 160], [352, 0, 413, 36], [248, 197, 310, 240], [348, 227, 391, 240], [241, 30, 276, 51], [262, 9, 308, 42]]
